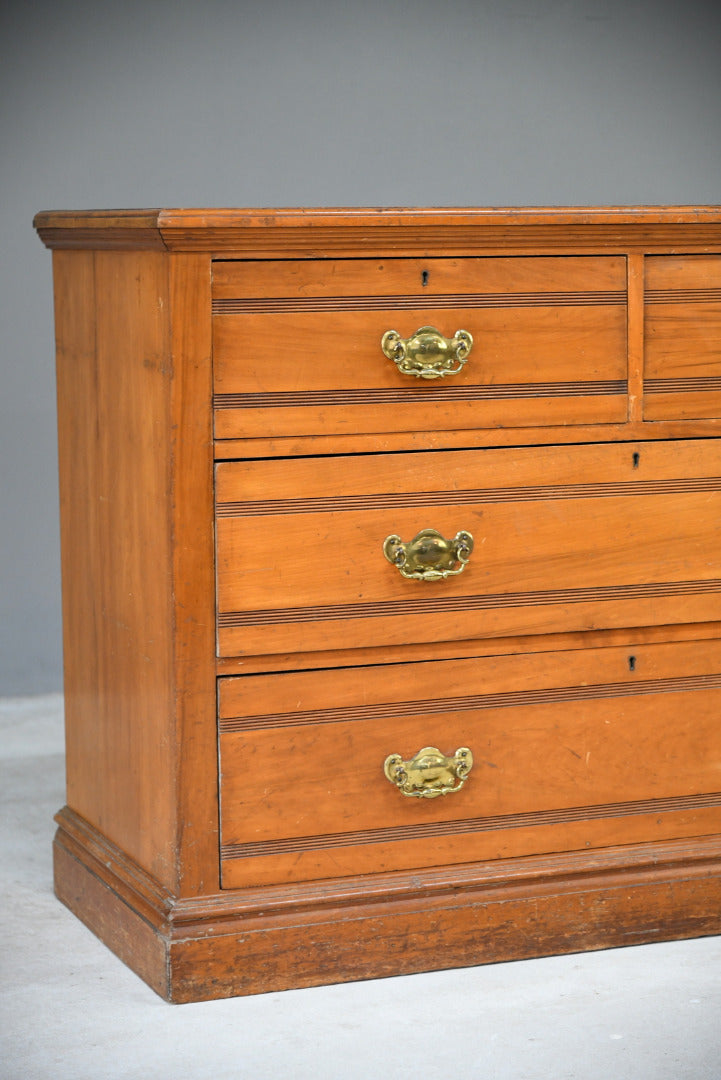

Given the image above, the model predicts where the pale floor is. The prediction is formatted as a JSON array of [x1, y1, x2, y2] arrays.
[[2, 694, 721, 1080]]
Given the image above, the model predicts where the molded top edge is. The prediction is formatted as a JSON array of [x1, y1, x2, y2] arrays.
[[34, 205, 721, 227], [33, 205, 721, 253]]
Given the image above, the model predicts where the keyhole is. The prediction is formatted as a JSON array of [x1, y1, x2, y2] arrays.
[[632, 452, 640, 468], [421, 269, 429, 287], [628, 655, 637, 672]]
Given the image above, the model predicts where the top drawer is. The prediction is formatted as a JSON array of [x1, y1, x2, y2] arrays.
[[645, 256, 721, 420], [213, 256, 628, 442]]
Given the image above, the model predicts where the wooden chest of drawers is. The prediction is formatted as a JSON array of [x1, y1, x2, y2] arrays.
[[35, 207, 721, 1002]]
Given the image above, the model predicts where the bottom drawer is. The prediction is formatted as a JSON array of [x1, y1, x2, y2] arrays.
[[218, 638, 721, 888]]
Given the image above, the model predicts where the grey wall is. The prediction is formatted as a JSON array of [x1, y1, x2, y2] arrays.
[[2, 0, 720, 694]]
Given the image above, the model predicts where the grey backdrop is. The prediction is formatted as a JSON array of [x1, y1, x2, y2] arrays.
[[2, 0, 720, 694]]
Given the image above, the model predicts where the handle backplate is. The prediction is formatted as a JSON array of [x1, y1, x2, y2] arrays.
[[383, 528, 474, 581], [381, 326, 472, 379], [384, 746, 473, 798]]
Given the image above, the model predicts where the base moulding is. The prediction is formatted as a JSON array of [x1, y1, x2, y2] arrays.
[[53, 807, 721, 1003]]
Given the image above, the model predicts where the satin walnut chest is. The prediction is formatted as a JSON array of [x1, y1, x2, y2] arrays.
[[35, 206, 721, 1002]]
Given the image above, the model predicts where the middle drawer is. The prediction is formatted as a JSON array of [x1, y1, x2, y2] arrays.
[[216, 439, 721, 658]]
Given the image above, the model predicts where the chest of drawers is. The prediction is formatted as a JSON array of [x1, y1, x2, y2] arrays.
[[35, 207, 721, 1002]]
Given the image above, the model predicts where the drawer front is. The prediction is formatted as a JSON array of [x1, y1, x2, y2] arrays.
[[213, 256, 627, 441], [215, 439, 721, 658], [219, 639, 721, 887], [645, 255, 721, 420]]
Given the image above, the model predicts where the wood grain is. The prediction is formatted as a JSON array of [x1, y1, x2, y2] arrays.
[[645, 255, 721, 420], [35, 206, 721, 257], [220, 807, 721, 889], [54, 249, 178, 885], [218, 636, 721, 715], [215, 621, 721, 677], [212, 255, 626, 299], [167, 254, 219, 896], [216, 440, 721, 655], [218, 639, 721, 884], [213, 418, 721, 461], [220, 691, 721, 851], [53, 249, 218, 894], [53, 805, 721, 1000], [213, 299, 627, 438]]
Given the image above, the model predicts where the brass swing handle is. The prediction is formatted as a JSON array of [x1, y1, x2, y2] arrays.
[[381, 326, 473, 379], [384, 746, 473, 799], [383, 529, 474, 581]]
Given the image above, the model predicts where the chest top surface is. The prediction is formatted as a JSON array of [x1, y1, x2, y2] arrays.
[[33, 205, 721, 255]]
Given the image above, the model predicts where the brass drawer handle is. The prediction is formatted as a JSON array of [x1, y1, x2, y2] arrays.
[[384, 746, 473, 799], [381, 325, 473, 379], [383, 528, 474, 581]]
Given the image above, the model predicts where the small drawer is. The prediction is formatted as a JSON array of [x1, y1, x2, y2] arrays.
[[215, 439, 721, 658], [212, 256, 628, 442], [218, 638, 721, 887], [645, 256, 721, 420]]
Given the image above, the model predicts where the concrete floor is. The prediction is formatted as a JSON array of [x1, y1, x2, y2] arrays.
[[2, 694, 721, 1080]]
